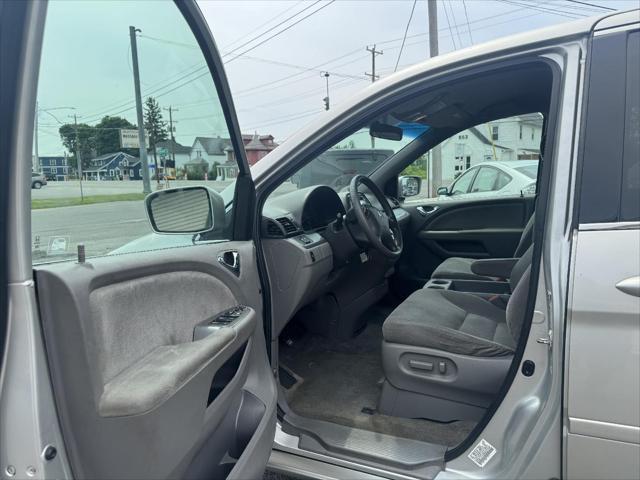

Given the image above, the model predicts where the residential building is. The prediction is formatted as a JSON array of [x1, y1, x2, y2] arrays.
[[39, 155, 70, 181], [438, 114, 543, 184], [191, 136, 231, 168], [82, 152, 141, 181], [218, 133, 278, 179], [154, 139, 191, 170]]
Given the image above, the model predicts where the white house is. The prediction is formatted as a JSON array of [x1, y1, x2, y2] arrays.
[[190, 136, 231, 168], [154, 139, 191, 170], [438, 114, 543, 184]]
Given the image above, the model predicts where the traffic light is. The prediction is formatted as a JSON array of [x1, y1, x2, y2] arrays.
[[323, 96, 329, 111]]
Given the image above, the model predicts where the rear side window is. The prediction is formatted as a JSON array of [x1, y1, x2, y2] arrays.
[[579, 30, 640, 223]]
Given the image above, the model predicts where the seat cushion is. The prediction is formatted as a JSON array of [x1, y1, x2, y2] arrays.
[[383, 289, 516, 357], [430, 257, 495, 281]]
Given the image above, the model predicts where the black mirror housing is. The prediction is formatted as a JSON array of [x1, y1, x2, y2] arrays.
[[398, 175, 421, 198], [145, 186, 225, 234], [437, 186, 449, 196], [370, 121, 403, 141]]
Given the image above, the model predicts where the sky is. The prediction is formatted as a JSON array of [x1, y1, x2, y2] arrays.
[[36, 0, 638, 156]]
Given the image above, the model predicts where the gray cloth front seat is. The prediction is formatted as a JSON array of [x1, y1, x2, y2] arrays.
[[378, 247, 533, 421], [430, 213, 535, 281], [384, 246, 533, 357]]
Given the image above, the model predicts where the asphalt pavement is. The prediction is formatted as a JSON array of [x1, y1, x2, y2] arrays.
[[32, 179, 234, 199], [31, 179, 298, 263]]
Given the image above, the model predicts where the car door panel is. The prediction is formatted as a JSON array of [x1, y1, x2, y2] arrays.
[[399, 196, 534, 285], [35, 241, 276, 480]]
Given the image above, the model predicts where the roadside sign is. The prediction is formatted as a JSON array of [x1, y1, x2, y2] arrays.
[[157, 147, 168, 158], [47, 236, 70, 255], [120, 129, 149, 149]]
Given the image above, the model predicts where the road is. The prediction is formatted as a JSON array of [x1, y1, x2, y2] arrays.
[[31, 180, 298, 263], [32, 179, 234, 199], [32, 200, 149, 262]]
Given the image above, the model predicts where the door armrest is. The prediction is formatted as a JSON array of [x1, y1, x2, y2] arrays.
[[470, 258, 518, 279]]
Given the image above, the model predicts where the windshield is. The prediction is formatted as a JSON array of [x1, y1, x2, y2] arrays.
[[289, 122, 428, 193]]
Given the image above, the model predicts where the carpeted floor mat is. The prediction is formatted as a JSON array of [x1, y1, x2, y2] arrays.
[[279, 303, 476, 447]]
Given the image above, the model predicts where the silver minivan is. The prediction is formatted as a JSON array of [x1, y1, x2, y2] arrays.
[[1, 3, 638, 480]]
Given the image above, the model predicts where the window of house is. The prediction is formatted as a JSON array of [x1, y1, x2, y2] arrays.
[[492, 125, 499, 140], [32, 0, 240, 264]]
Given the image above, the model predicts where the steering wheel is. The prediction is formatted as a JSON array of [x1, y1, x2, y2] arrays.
[[348, 175, 403, 259]]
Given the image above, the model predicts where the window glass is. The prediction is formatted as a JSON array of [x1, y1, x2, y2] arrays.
[[451, 168, 475, 195], [620, 31, 640, 222], [287, 125, 425, 193], [471, 167, 498, 193], [579, 30, 640, 223], [402, 113, 542, 201], [496, 171, 512, 190], [32, 1, 241, 264]]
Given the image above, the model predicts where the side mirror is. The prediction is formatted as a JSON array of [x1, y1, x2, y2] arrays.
[[145, 186, 224, 234], [437, 186, 449, 196], [398, 175, 421, 198]]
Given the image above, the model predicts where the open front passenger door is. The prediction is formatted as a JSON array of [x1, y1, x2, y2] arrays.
[[0, 1, 277, 479]]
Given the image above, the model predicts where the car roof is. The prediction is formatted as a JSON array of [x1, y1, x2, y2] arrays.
[[251, 9, 639, 183]]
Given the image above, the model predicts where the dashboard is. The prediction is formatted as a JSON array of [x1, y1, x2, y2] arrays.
[[260, 185, 410, 337]]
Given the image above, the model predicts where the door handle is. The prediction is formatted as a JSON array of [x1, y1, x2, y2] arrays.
[[615, 276, 640, 297], [218, 250, 240, 276], [417, 205, 438, 216]]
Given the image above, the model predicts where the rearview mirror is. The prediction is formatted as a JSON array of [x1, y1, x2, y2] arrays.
[[370, 121, 403, 141], [145, 186, 224, 234], [437, 186, 449, 196], [398, 176, 421, 198]]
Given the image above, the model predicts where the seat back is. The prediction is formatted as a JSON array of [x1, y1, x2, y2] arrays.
[[514, 214, 535, 257], [506, 245, 534, 343]]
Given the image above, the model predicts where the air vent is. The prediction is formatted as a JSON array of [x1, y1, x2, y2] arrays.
[[265, 220, 284, 238], [276, 217, 298, 235]]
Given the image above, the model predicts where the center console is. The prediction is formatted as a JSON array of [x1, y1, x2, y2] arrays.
[[424, 278, 511, 295]]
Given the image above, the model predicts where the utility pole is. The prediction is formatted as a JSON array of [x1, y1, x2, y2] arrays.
[[427, 0, 441, 196], [366, 45, 383, 148], [365, 44, 383, 83], [164, 106, 178, 176], [129, 25, 151, 194], [71, 114, 84, 201], [321, 72, 330, 111]]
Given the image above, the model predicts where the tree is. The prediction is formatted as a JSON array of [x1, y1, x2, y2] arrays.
[[58, 123, 95, 170], [144, 96, 168, 181], [94, 116, 136, 156]]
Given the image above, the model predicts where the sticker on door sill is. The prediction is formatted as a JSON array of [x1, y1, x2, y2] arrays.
[[468, 439, 497, 468]]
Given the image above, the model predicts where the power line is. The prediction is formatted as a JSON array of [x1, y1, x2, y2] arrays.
[[447, 0, 465, 48], [442, 0, 458, 50], [222, 0, 305, 50], [224, 1, 336, 64], [497, 0, 585, 19], [563, 0, 615, 11], [394, 0, 418, 73], [462, 0, 474, 45], [222, 1, 322, 59]]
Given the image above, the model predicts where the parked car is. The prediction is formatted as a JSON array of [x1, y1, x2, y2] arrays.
[[437, 160, 539, 199], [2, 4, 639, 480], [30, 171, 47, 189]]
